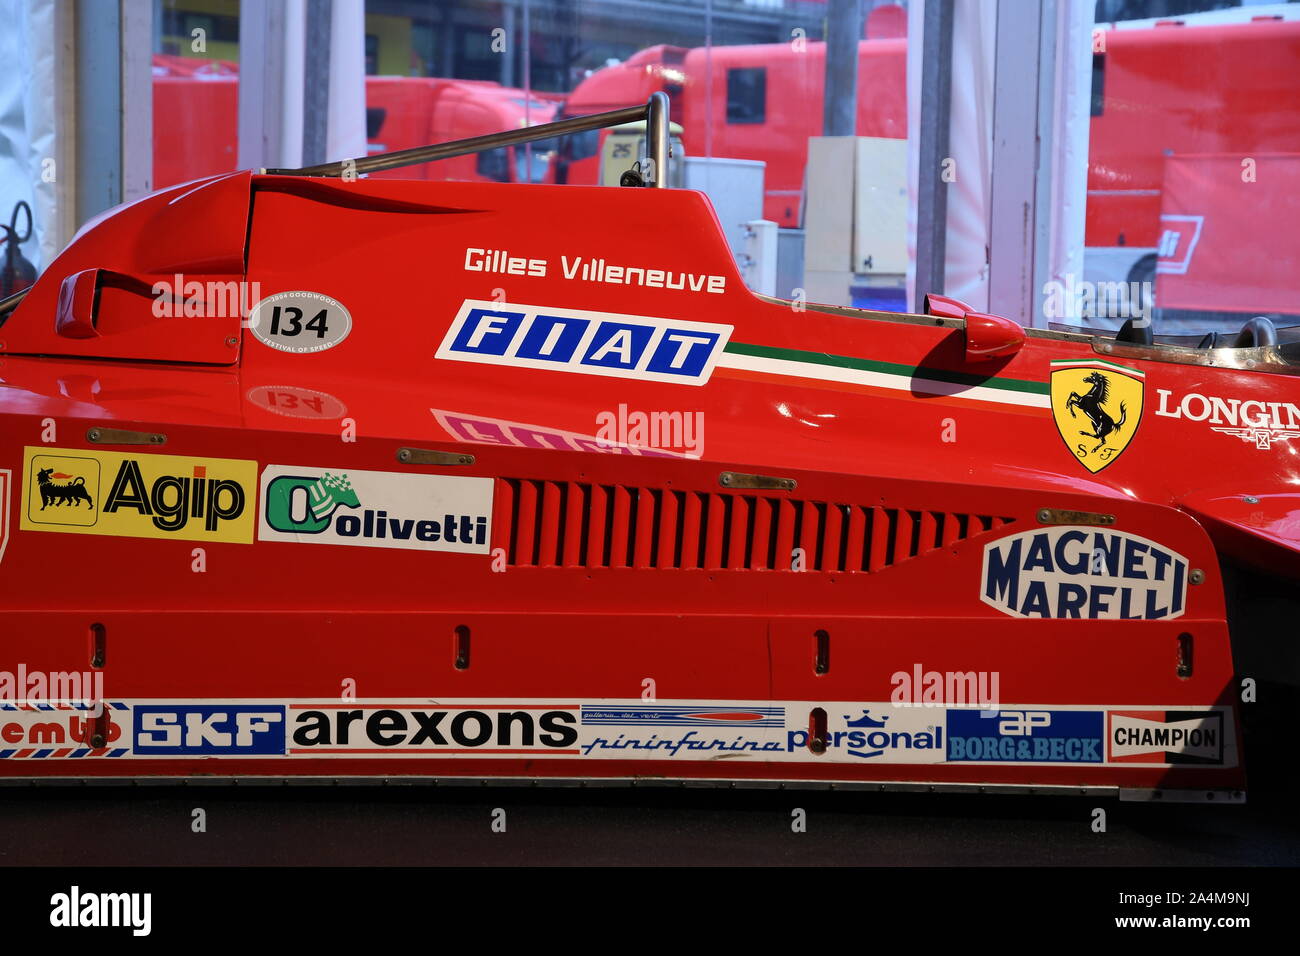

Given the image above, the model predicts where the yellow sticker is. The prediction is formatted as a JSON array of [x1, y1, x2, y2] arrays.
[[1050, 360, 1146, 474], [20, 447, 257, 544]]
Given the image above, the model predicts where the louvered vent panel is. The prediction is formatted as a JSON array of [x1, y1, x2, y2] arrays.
[[498, 479, 1013, 571]]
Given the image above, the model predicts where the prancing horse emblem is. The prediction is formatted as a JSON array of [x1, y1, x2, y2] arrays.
[[1066, 371, 1127, 454], [1050, 360, 1146, 474]]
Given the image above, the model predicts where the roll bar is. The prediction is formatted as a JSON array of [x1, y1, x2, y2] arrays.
[[265, 91, 672, 186]]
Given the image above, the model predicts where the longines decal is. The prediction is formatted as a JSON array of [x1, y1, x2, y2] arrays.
[[1155, 388, 1300, 450]]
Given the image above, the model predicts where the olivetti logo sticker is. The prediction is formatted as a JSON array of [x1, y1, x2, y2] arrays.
[[20, 447, 257, 543], [436, 299, 733, 386], [258, 465, 493, 553]]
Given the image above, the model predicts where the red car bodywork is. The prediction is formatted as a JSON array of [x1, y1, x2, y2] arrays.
[[1, 165, 1288, 795]]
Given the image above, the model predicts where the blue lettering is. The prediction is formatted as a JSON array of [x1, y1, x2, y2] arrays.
[[1019, 579, 1050, 617], [1122, 539, 1149, 579], [581, 321, 654, 369], [450, 307, 524, 355], [1087, 584, 1117, 619], [515, 313, 587, 362], [1054, 529, 1089, 574], [1023, 534, 1055, 573], [986, 539, 1022, 606], [1058, 582, 1088, 618]]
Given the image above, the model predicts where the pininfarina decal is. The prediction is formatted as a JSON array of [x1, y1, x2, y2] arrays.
[[437, 299, 732, 386], [0, 700, 1234, 768], [258, 466, 493, 554], [981, 527, 1188, 620]]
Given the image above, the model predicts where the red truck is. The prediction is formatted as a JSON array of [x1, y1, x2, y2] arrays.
[[152, 59, 556, 189], [557, 13, 1300, 295]]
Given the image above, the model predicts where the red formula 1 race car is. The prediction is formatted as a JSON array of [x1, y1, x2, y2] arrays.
[[0, 94, 1293, 800]]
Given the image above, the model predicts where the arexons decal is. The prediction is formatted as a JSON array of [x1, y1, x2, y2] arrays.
[[1050, 359, 1145, 473], [288, 705, 579, 753], [437, 299, 732, 386], [1155, 388, 1300, 450], [0, 700, 1236, 767], [258, 465, 493, 553], [19, 448, 256, 544], [1109, 710, 1226, 765], [981, 527, 1188, 620]]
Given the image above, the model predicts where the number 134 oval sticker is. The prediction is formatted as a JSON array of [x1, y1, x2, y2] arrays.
[[247, 291, 353, 354]]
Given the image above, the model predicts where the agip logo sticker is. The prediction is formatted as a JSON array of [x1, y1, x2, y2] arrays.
[[20, 448, 256, 544], [1050, 359, 1145, 473], [258, 465, 493, 553]]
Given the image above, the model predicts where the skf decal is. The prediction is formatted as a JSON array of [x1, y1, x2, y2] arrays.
[[436, 299, 732, 386], [982, 527, 1188, 620], [20, 448, 256, 544], [1050, 359, 1145, 473], [947, 709, 1103, 763], [1109, 710, 1227, 765], [258, 465, 493, 553], [133, 705, 286, 756], [0, 469, 11, 564]]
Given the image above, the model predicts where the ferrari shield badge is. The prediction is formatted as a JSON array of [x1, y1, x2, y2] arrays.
[[1050, 359, 1145, 473]]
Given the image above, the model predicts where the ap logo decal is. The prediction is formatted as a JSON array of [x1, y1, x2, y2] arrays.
[[1050, 359, 1145, 473]]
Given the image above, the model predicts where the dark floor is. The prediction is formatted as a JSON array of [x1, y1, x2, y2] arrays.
[[0, 778, 1295, 867]]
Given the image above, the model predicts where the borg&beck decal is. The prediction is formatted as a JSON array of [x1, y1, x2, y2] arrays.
[[258, 466, 493, 553], [19, 447, 256, 544], [0, 700, 1234, 768], [437, 299, 732, 386], [982, 527, 1188, 620]]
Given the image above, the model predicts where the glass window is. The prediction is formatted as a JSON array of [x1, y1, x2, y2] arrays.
[[726, 67, 767, 125]]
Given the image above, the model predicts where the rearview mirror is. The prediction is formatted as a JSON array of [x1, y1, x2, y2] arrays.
[[923, 293, 1024, 361]]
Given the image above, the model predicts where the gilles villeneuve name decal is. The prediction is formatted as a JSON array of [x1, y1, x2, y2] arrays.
[[981, 527, 1188, 620]]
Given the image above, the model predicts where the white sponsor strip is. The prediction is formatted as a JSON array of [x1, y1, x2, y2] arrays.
[[257, 465, 493, 554], [0, 700, 1234, 768]]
